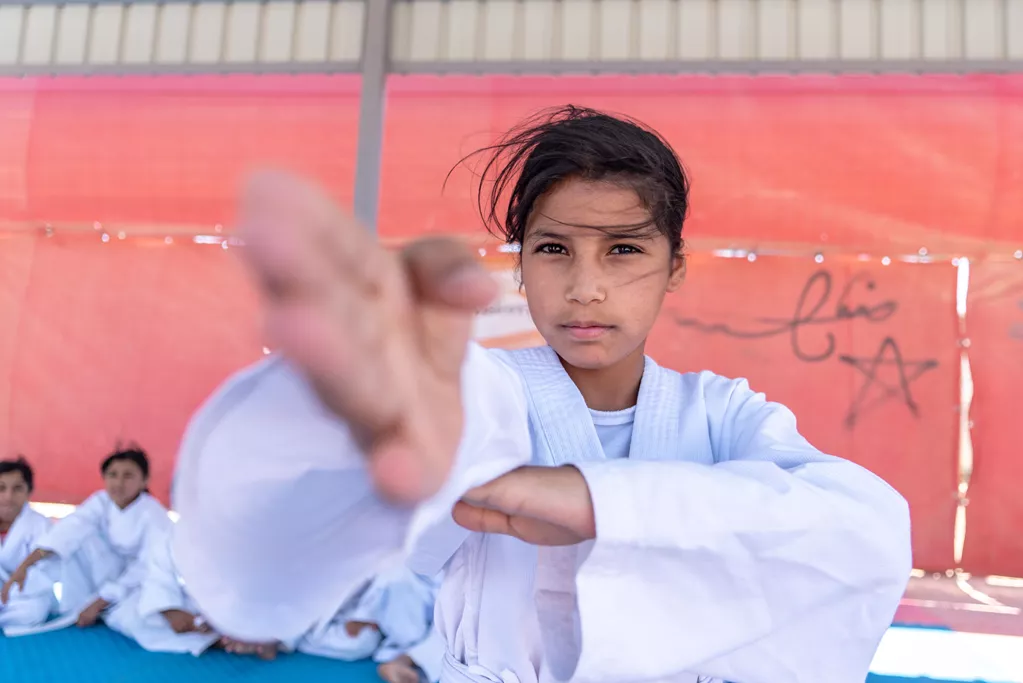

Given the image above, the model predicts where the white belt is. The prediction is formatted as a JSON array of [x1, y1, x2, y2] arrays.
[[441, 652, 521, 683]]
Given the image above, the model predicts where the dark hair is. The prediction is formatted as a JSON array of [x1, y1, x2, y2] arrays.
[[460, 105, 690, 257], [0, 457, 33, 493], [101, 444, 150, 481]]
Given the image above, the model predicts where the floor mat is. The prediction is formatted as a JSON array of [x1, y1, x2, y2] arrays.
[[0, 625, 381, 683], [0, 624, 1010, 683]]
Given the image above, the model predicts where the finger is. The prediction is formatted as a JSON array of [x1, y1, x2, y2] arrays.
[[402, 238, 498, 382], [462, 466, 597, 540], [451, 501, 515, 536], [370, 435, 437, 506], [241, 171, 383, 298], [401, 238, 498, 311], [239, 172, 345, 302]]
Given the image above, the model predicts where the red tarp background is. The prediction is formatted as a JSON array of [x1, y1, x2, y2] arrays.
[[380, 74, 1023, 254], [0, 73, 1019, 572], [0, 232, 262, 503]]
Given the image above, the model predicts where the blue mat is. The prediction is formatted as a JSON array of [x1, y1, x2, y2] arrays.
[[0, 624, 997, 683], [0, 625, 380, 683], [868, 679, 993, 683]]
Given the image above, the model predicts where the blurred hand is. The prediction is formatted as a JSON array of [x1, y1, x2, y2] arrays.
[[240, 172, 497, 504]]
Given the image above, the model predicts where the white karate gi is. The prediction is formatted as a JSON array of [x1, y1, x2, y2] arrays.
[[104, 524, 220, 655], [173, 344, 912, 683], [299, 565, 444, 682], [0, 505, 55, 629], [37, 490, 171, 618]]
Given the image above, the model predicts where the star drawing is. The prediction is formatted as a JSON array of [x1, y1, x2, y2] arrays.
[[838, 336, 939, 428]]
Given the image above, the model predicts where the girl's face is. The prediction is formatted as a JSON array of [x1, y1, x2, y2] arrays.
[[103, 460, 147, 509], [520, 178, 685, 372], [0, 471, 29, 524]]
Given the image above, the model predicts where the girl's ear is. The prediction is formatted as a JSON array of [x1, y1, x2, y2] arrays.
[[666, 253, 686, 293]]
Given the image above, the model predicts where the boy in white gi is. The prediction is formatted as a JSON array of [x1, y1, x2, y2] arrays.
[[0, 458, 55, 631]]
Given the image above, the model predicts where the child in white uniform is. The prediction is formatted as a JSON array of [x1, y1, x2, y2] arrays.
[[4, 447, 170, 628], [298, 565, 444, 683], [172, 107, 912, 683], [104, 523, 221, 655], [0, 458, 55, 630]]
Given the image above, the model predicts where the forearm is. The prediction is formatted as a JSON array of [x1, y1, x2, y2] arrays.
[[562, 458, 910, 683], [15, 548, 53, 574]]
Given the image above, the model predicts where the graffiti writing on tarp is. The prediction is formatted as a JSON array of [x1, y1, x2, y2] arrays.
[[838, 337, 939, 428], [674, 269, 939, 428], [675, 270, 896, 362]]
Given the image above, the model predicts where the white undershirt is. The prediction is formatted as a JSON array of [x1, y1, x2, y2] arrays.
[[589, 406, 636, 460]]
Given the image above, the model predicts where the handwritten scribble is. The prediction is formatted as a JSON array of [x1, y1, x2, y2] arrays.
[[673, 269, 941, 428], [838, 337, 939, 428], [674, 270, 897, 362]]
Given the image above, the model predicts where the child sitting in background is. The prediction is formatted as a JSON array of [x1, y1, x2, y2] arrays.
[[104, 522, 221, 655], [0, 458, 55, 631], [213, 563, 442, 682], [2, 446, 170, 629], [298, 565, 443, 683]]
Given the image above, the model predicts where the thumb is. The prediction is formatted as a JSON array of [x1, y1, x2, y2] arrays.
[[401, 237, 498, 311]]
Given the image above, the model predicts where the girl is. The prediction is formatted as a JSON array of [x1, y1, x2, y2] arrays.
[[3, 446, 170, 628], [172, 107, 912, 683], [103, 522, 222, 655], [0, 458, 55, 631]]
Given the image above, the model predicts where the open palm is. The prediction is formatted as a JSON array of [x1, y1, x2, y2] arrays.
[[240, 172, 497, 504]]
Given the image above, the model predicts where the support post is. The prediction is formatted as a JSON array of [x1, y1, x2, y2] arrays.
[[353, 0, 393, 232]]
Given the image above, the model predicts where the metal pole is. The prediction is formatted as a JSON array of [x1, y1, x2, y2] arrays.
[[353, 0, 393, 233]]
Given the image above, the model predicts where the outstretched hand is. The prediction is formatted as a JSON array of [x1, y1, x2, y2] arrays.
[[239, 171, 497, 505], [453, 466, 597, 546]]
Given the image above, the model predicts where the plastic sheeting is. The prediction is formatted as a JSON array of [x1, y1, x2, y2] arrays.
[[0, 73, 1019, 573], [0, 232, 262, 504], [380, 74, 1023, 254], [0, 76, 361, 230]]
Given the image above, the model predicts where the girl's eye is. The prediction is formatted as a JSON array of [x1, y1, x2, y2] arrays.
[[609, 244, 642, 255], [536, 243, 567, 255]]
